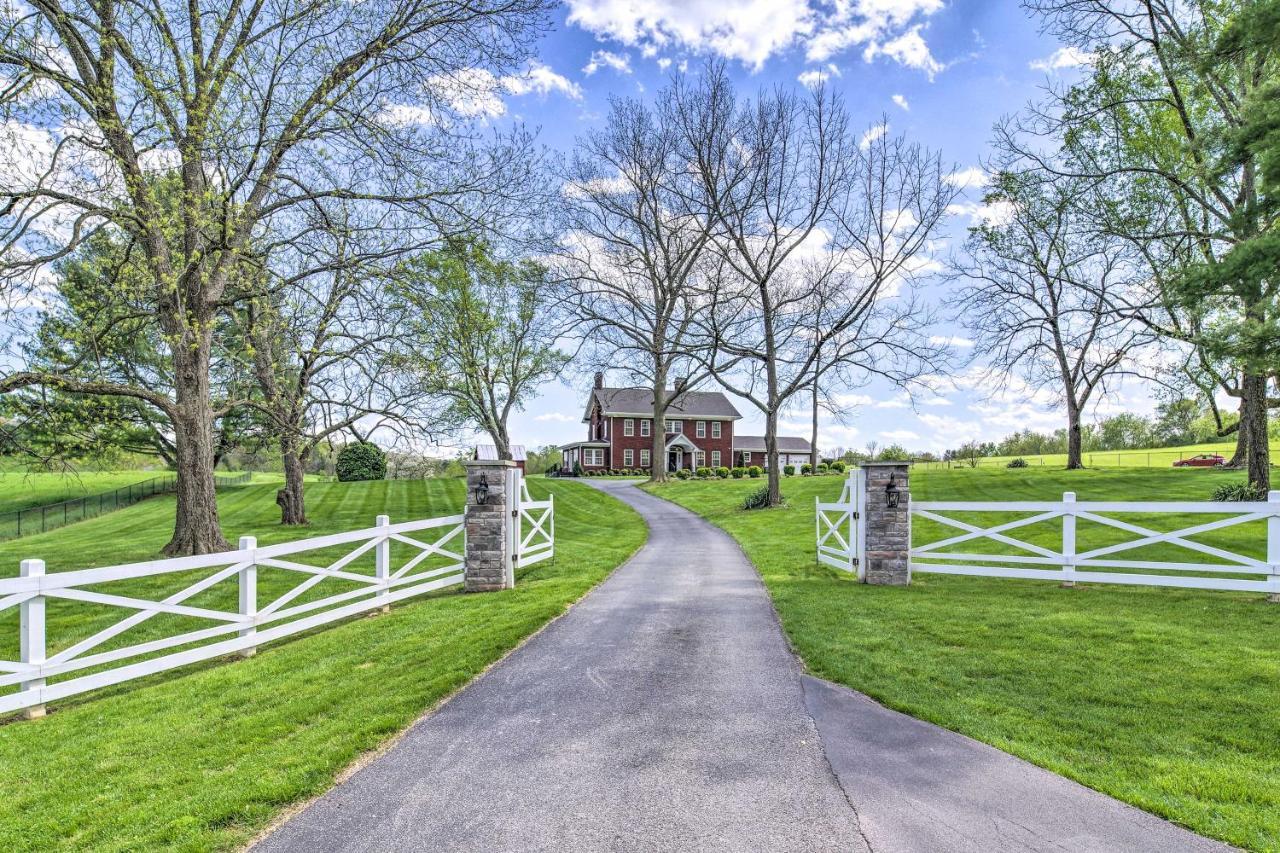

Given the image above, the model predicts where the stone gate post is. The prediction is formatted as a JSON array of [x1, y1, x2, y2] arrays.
[[463, 459, 515, 593], [860, 461, 911, 585]]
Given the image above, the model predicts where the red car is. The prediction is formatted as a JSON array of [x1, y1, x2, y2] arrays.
[[1173, 453, 1226, 468]]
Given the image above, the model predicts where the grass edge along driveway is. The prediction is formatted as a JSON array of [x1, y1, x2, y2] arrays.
[[645, 469, 1280, 852], [0, 478, 646, 852]]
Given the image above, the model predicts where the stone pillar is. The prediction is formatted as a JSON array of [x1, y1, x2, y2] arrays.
[[861, 462, 911, 586], [463, 460, 515, 593]]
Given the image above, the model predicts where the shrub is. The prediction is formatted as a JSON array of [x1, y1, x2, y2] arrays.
[[801, 463, 813, 475], [696, 466, 712, 479], [731, 466, 746, 479], [783, 464, 795, 476], [336, 441, 387, 482], [675, 468, 692, 480], [1212, 481, 1268, 502], [1006, 458, 1028, 468], [742, 485, 772, 510], [572, 462, 583, 477], [748, 465, 763, 478], [830, 461, 846, 473], [816, 462, 829, 474], [716, 466, 730, 479]]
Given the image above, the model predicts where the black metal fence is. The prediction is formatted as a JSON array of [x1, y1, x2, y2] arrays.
[[0, 471, 253, 541]]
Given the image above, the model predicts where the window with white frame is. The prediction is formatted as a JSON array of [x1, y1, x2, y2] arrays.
[[695, 450, 706, 468], [623, 448, 634, 466], [665, 420, 682, 434], [640, 448, 650, 466], [641, 419, 651, 437], [624, 418, 634, 436], [742, 451, 751, 463], [712, 421, 721, 439], [711, 450, 721, 467], [585, 448, 604, 466], [696, 421, 706, 438]]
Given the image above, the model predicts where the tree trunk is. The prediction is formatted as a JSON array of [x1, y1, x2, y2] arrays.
[[765, 408, 781, 506], [649, 374, 668, 484], [810, 375, 820, 470], [1241, 371, 1271, 491], [1228, 391, 1249, 467], [1065, 402, 1084, 470], [163, 338, 230, 555], [276, 440, 307, 525]]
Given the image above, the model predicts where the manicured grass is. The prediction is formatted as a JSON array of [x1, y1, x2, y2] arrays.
[[916, 439, 1280, 470], [0, 477, 645, 851], [646, 468, 1280, 851], [0, 470, 167, 516]]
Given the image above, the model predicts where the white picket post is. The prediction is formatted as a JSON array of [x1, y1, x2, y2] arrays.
[[375, 515, 391, 612], [549, 493, 556, 564], [506, 469, 520, 587], [1061, 492, 1076, 588], [1267, 491, 1280, 603], [238, 537, 257, 657], [19, 558, 46, 719]]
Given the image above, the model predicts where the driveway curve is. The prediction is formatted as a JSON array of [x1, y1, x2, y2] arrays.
[[255, 479, 1227, 853]]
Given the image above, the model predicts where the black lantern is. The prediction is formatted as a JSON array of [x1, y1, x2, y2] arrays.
[[474, 473, 490, 505], [885, 472, 901, 508]]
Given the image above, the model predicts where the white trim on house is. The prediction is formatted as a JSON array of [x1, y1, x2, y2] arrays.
[[623, 448, 634, 466], [624, 418, 634, 436], [640, 419, 651, 437]]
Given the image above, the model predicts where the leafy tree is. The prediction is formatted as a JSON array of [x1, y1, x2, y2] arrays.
[[336, 442, 387, 482], [396, 237, 567, 459]]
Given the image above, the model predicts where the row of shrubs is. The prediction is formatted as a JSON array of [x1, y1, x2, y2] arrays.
[[675, 466, 764, 480], [559, 459, 853, 479]]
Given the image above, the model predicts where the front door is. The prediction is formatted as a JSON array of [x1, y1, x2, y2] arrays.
[[667, 449, 683, 472]]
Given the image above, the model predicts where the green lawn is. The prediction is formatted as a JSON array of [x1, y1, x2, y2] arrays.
[[916, 439, 1280, 470], [646, 467, 1280, 851], [0, 477, 645, 851], [0, 470, 167, 516]]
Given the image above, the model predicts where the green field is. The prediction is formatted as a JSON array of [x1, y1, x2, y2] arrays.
[[915, 439, 1280, 470], [646, 468, 1280, 851], [0, 470, 167, 516], [0, 478, 646, 851]]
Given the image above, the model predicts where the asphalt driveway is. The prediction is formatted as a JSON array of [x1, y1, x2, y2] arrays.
[[254, 479, 1226, 852]]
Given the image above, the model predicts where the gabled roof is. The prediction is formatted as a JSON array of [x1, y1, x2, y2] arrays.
[[583, 387, 742, 422], [732, 435, 812, 453]]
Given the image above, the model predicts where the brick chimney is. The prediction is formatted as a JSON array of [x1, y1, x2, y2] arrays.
[[594, 371, 604, 389]]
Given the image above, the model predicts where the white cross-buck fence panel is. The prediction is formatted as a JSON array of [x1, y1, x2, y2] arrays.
[[0, 513, 465, 716], [816, 468, 866, 579], [911, 490, 1280, 597], [511, 470, 554, 571]]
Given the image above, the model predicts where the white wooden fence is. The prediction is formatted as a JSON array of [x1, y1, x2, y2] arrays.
[[0, 513, 466, 716], [816, 468, 865, 579], [912, 490, 1280, 597], [513, 472, 554, 570]]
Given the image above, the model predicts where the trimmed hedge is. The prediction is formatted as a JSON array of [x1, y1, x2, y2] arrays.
[[336, 442, 387, 482]]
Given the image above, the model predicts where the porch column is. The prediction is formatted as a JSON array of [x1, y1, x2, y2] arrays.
[[860, 462, 911, 585], [463, 459, 515, 593]]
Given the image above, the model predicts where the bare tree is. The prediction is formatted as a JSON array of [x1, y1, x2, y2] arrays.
[[0, 0, 548, 553], [676, 67, 956, 505], [951, 172, 1155, 469], [555, 93, 712, 482]]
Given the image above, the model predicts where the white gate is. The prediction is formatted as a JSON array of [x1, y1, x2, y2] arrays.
[[509, 469, 554, 574], [816, 468, 865, 579]]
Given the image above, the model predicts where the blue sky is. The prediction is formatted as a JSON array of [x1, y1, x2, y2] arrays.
[[460, 0, 1153, 456]]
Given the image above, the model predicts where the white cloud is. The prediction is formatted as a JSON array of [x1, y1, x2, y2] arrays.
[[389, 61, 581, 124], [657, 57, 672, 70], [535, 412, 578, 423], [583, 49, 632, 76], [879, 429, 920, 442], [944, 166, 988, 189], [564, 0, 944, 75], [892, 93, 909, 111], [1029, 46, 1095, 72], [797, 69, 830, 88], [505, 61, 584, 101], [928, 334, 975, 348], [947, 200, 1014, 226], [862, 26, 942, 79], [859, 122, 888, 150]]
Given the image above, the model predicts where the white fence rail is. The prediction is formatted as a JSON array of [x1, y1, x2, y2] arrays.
[[912, 490, 1280, 597], [816, 469, 865, 578], [0, 513, 465, 716]]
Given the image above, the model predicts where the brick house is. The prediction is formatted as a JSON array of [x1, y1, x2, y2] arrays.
[[559, 374, 813, 473]]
